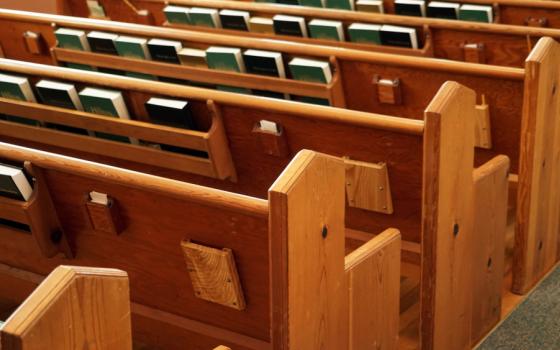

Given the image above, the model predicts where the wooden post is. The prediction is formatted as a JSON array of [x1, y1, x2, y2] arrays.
[[514, 37, 560, 294], [269, 150, 348, 350], [345, 228, 401, 350], [1, 266, 132, 350], [421, 81, 476, 350], [471, 155, 510, 344]]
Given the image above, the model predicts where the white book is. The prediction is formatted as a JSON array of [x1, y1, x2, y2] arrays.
[[0, 73, 37, 103], [243, 49, 286, 78], [190, 7, 222, 28], [0, 164, 33, 201], [89, 191, 109, 205], [259, 120, 279, 133], [381, 24, 418, 49], [288, 57, 333, 84], [395, 0, 427, 16], [308, 19, 345, 41], [273, 15, 308, 37], [87, 0, 106, 17], [355, 0, 385, 13]]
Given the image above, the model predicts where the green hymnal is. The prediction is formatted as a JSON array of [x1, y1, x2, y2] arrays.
[[35, 80, 91, 135], [115, 35, 156, 80], [289, 57, 332, 105], [0, 73, 40, 126], [325, 0, 354, 10], [308, 19, 345, 41], [189, 7, 221, 28], [356, 0, 384, 13], [300, 0, 325, 7], [459, 4, 493, 23], [79, 87, 138, 144], [54, 28, 95, 71], [164, 5, 191, 24], [348, 23, 382, 45], [207, 46, 251, 94], [0, 163, 33, 201]]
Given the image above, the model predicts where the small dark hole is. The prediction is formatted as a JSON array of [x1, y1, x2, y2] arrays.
[[50, 230, 62, 244], [453, 224, 459, 237], [552, 85, 557, 95], [487, 257, 493, 268], [542, 160, 546, 168], [321, 226, 328, 239], [538, 241, 543, 251]]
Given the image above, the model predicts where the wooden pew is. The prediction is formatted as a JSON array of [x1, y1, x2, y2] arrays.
[[0, 265, 131, 350], [0, 145, 402, 349], [0, 21, 556, 297], [0, 80, 499, 349], [60, 0, 560, 68]]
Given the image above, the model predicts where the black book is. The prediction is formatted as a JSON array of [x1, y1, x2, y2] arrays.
[[427, 1, 459, 19], [35, 80, 90, 135], [243, 49, 286, 78], [145, 97, 195, 129], [380, 25, 418, 49], [86, 31, 119, 55], [277, 0, 300, 4], [394, 0, 426, 17], [273, 15, 308, 37], [0, 163, 33, 201], [147, 39, 182, 64], [219, 10, 250, 31]]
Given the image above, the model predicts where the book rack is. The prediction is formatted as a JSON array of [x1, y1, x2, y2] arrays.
[[0, 161, 72, 258], [0, 97, 237, 181], [50, 47, 347, 107], [163, 21, 435, 58]]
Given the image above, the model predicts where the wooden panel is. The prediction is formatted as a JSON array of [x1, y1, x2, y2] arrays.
[[269, 150, 348, 349], [475, 98, 492, 149], [344, 158, 393, 214], [345, 228, 400, 350], [514, 37, 560, 294], [471, 155, 510, 344], [181, 241, 246, 311], [421, 82, 476, 350], [1, 265, 132, 350]]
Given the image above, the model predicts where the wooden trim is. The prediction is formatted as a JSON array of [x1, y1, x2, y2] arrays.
[[0, 59, 425, 136], [421, 82, 476, 350], [0, 142, 269, 217]]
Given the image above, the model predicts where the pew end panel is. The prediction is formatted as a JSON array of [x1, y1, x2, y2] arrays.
[[0, 265, 132, 350], [421, 81, 476, 350], [514, 37, 560, 294]]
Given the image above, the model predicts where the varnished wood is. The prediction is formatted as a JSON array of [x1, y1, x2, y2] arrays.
[[471, 156, 510, 345], [181, 241, 246, 311], [514, 37, 560, 294], [345, 228, 401, 350], [421, 82, 476, 350], [344, 158, 393, 214], [0, 265, 132, 350]]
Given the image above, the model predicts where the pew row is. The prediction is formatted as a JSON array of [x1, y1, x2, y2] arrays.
[[0, 146, 402, 349], [0, 26, 557, 296], [0, 265, 132, 350], [62, 0, 560, 68], [0, 80, 504, 349]]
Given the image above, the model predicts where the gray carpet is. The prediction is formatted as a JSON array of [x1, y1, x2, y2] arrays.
[[478, 265, 560, 350]]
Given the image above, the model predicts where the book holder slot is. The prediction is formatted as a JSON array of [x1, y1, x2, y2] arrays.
[[475, 95, 492, 149], [181, 240, 246, 311], [372, 75, 402, 105], [462, 43, 486, 64], [524, 17, 548, 28], [85, 194, 125, 235], [343, 158, 393, 214], [49, 48, 342, 107], [0, 161, 72, 258], [23, 31, 46, 55], [252, 121, 290, 158], [0, 97, 237, 181]]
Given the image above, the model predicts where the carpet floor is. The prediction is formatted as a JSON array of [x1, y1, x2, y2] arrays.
[[477, 264, 560, 349]]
